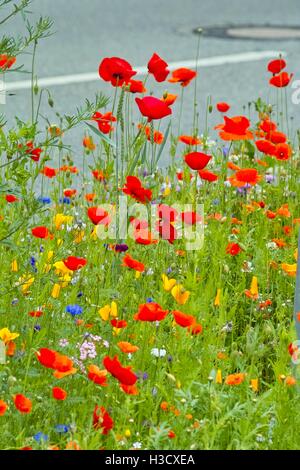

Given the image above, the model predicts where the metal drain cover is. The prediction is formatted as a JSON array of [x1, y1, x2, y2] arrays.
[[194, 25, 300, 40]]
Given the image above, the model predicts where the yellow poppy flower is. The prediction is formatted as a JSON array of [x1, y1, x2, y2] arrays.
[[99, 301, 118, 321], [214, 288, 221, 307], [54, 213, 73, 230], [0, 328, 20, 344], [171, 284, 190, 305], [162, 274, 177, 292], [53, 261, 72, 276]]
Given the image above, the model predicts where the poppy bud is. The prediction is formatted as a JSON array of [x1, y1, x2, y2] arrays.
[[33, 81, 39, 95], [7, 375, 17, 387], [208, 104, 213, 113], [48, 96, 54, 107]]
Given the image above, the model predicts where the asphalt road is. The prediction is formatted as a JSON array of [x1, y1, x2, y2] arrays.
[[2, 0, 300, 166]]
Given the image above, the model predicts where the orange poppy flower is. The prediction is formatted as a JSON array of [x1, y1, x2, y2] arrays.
[[83, 136, 96, 150], [225, 373, 245, 386], [117, 341, 139, 354], [88, 365, 108, 386], [178, 135, 202, 145], [161, 93, 178, 105], [0, 400, 8, 416], [168, 68, 197, 87], [85, 193, 96, 202], [227, 161, 240, 171]]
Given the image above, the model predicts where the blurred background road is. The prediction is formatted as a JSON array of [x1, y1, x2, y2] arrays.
[[2, 0, 300, 165]]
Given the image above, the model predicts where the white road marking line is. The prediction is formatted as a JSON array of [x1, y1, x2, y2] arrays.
[[5, 50, 285, 92]]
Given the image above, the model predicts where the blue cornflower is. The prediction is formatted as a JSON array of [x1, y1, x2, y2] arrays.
[[77, 291, 83, 298], [55, 424, 70, 433], [60, 197, 71, 204], [30, 256, 37, 272], [34, 324, 41, 331], [33, 432, 48, 443], [38, 196, 51, 204], [146, 297, 154, 303], [66, 304, 83, 316]]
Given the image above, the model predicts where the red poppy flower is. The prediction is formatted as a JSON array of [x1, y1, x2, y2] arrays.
[[157, 204, 178, 223], [266, 210, 277, 219], [63, 256, 87, 271], [178, 135, 202, 145], [14, 394, 32, 414], [172, 310, 195, 327], [216, 102, 230, 112], [29, 310, 43, 317], [122, 175, 152, 203], [181, 211, 202, 225], [110, 319, 127, 329], [216, 116, 253, 141], [92, 169, 106, 181], [184, 152, 211, 170], [134, 302, 169, 322], [5, 194, 18, 203], [236, 168, 260, 185], [148, 53, 169, 82], [269, 72, 293, 88], [63, 189, 77, 198], [176, 171, 192, 181], [93, 405, 114, 434], [168, 68, 197, 87], [0, 54, 16, 70], [226, 242, 242, 256], [52, 387, 67, 400], [36, 348, 74, 373], [120, 383, 139, 395], [255, 139, 276, 156], [99, 57, 136, 87], [40, 166, 58, 178], [268, 58, 286, 74], [103, 355, 137, 386], [87, 207, 110, 226], [161, 93, 178, 105], [157, 221, 177, 244], [259, 119, 277, 133], [87, 365, 108, 386], [122, 253, 145, 272], [0, 400, 7, 416], [274, 143, 292, 161], [267, 131, 287, 144], [92, 111, 117, 134], [188, 323, 203, 335], [135, 96, 172, 121], [31, 226, 49, 239], [134, 228, 158, 245], [127, 79, 146, 93], [198, 169, 218, 182], [25, 141, 42, 162]]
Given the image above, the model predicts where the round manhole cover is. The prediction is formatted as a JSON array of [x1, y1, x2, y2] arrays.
[[194, 25, 300, 40]]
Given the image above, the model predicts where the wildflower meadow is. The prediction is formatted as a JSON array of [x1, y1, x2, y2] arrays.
[[0, 0, 299, 452]]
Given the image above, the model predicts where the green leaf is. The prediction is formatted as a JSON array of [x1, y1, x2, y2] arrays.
[[85, 122, 116, 148]]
